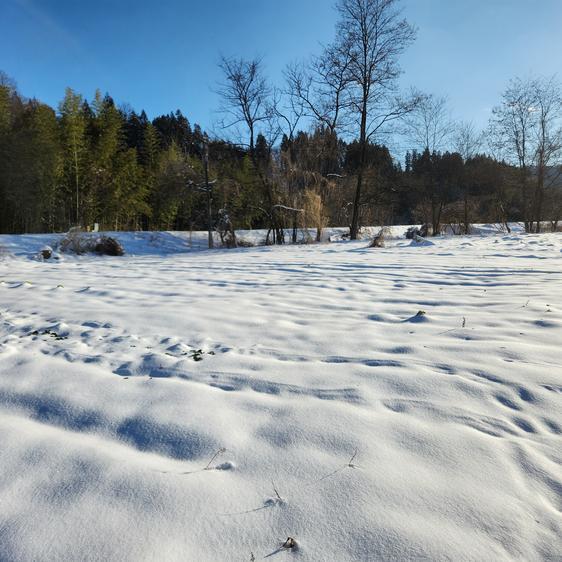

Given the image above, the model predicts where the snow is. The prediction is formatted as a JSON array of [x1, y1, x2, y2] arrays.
[[0, 228, 561, 561], [0, 223, 526, 259]]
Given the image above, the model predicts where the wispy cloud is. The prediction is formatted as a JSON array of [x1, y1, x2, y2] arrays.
[[14, 0, 82, 52]]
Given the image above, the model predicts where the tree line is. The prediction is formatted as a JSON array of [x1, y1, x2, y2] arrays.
[[1, 0, 561, 239]]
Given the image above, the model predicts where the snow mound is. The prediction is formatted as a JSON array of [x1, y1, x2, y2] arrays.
[[410, 235, 435, 246]]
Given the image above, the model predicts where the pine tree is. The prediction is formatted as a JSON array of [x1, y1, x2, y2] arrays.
[[152, 142, 188, 229], [59, 87, 88, 226], [28, 102, 62, 231], [90, 91, 127, 227], [110, 148, 150, 230], [1, 100, 61, 232], [141, 122, 160, 170]]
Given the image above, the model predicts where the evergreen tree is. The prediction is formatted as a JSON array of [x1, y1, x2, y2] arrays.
[[59, 87, 88, 226], [152, 142, 188, 229]]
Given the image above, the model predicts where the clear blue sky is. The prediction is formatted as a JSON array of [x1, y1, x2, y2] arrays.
[[2, 0, 562, 137]]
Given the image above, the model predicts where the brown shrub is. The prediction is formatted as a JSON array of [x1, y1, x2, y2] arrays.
[[94, 236, 124, 256]]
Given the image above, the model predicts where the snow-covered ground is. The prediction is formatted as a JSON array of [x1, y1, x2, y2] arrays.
[[0, 223, 525, 258], [0, 228, 561, 561]]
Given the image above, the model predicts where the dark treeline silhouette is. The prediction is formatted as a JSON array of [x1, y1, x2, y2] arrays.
[[1, 0, 561, 238]]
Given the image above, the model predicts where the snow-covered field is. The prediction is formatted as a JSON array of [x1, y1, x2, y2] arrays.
[[0, 229, 561, 561]]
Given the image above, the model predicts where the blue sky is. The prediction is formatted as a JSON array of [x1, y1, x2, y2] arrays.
[[2, 0, 562, 138]]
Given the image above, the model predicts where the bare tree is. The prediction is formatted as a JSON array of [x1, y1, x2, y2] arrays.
[[216, 56, 287, 243], [271, 86, 304, 147], [454, 121, 482, 161], [283, 54, 348, 184], [285, 41, 353, 135], [531, 77, 562, 232], [453, 122, 482, 234], [216, 56, 272, 153], [406, 94, 454, 153], [490, 78, 536, 231], [335, 0, 418, 239], [490, 76, 562, 232]]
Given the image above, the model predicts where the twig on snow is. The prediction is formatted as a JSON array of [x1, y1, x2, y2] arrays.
[[312, 449, 360, 484], [271, 480, 283, 502], [205, 447, 227, 470]]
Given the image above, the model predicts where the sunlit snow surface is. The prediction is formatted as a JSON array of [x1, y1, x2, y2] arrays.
[[0, 229, 561, 561]]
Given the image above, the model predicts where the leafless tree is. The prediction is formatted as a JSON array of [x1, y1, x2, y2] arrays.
[[453, 122, 482, 234], [216, 56, 287, 242], [454, 121, 482, 161], [490, 76, 562, 232], [531, 76, 562, 232], [285, 41, 354, 135], [216, 56, 272, 153], [490, 78, 535, 231], [271, 86, 304, 146], [491, 78, 562, 232], [335, 0, 418, 239], [406, 94, 454, 153]]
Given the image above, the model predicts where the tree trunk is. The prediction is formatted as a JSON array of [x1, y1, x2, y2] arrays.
[[521, 166, 531, 233], [535, 168, 545, 234], [350, 94, 368, 240]]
